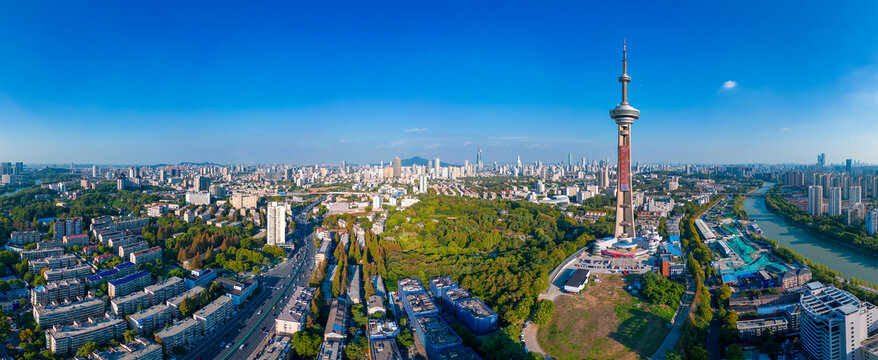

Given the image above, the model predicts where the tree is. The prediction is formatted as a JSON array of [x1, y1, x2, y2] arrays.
[[76, 342, 97, 357], [688, 346, 710, 360], [19, 328, 35, 343], [725, 344, 745, 360], [290, 330, 321, 357], [344, 336, 368, 360], [531, 299, 555, 325], [124, 329, 138, 343]]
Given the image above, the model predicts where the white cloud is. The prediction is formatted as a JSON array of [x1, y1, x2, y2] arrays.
[[463, 141, 473, 146], [405, 128, 429, 133], [781, 128, 791, 132], [425, 144, 440, 149], [721, 80, 738, 90], [339, 139, 348, 143], [377, 141, 404, 149]]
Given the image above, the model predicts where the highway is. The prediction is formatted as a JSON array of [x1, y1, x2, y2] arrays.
[[185, 201, 321, 360]]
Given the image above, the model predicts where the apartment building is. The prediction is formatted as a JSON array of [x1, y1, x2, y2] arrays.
[[110, 291, 150, 316], [28, 254, 78, 273], [31, 279, 85, 306], [34, 298, 106, 327], [47, 318, 127, 355], [91, 337, 163, 360], [130, 247, 162, 266], [155, 318, 201, 354], [108, 271, 152, 298], [43, 264, 93, 282], [275, 286, 316, 335], [192, 296, 234, 333], [144, 276, 185, 306], [128, 304, 174, 335], [166, 286, 204, 317]]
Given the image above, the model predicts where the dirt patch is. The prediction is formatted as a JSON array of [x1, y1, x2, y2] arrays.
[[537, 274, 668, 360]]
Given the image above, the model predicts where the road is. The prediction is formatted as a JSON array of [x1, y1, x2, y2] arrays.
[[185, 203, 321, 360]]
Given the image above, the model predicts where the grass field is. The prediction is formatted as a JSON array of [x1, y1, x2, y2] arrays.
[[537, 274, 671, 360]]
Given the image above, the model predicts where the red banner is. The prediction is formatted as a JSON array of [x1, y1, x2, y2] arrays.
[[619, 145, 630, 192]]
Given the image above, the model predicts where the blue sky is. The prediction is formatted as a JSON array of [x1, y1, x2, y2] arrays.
[[1, 1, 877, 165]]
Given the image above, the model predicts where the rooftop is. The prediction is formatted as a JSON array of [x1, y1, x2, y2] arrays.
[[415, 316, 460, 348], [406, 292, 437, 315], [369, 339, 402, 360], [456, 298, 496, 319], [430, 276, 457, 290]]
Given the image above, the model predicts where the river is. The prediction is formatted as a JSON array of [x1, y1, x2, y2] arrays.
[[745, 182, 878, 283]]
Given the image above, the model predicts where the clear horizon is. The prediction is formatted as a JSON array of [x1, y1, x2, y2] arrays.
[[1, 1, 877, 165]]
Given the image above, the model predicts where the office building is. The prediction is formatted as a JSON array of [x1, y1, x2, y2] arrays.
[[442, 287, 472, 310], [276, 286, 316, 335], [829, 187, 843, 216], [392, 157, 401, 178], [192, 295, 234, 333], [404, 291, 438, 319], [34, 298, 106, 327], [144, 276, 185, 306], [185, 268, 217, 289], [53, 217, 83, 241], [109, 270, 152, 298], [214, 277, 257, 305], [185, 191, 211, 205], [429, 276, 457, 299], [367, 318, 399, 341], [800, 282, 878, 360], [193, 176, 211, 192], [267, 202, 286, 246], [455, 298, 498, 335], [413, 316, 462, 360], [809, 185, 824, 216], [437, 347, 482, 360], [47, 318, 127, 355], [155, 318, 201, 354], [128, 304, 174, 335], [209, 184, 226, 198]]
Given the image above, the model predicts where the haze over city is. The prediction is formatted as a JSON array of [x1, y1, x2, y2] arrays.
[[1, 1, 877, 165]]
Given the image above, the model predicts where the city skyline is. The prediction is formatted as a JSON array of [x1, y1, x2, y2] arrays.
[[2, 2, 878, 165]]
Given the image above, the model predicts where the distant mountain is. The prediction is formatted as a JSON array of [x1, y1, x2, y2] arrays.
[[399, 156, 458, 167], [178, 161, 223, 166]]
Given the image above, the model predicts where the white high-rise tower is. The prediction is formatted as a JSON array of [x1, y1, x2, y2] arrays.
[[609, 41, 639, 240], [267, 202, 286, 246]]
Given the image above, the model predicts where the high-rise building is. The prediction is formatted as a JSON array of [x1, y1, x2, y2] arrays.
[[817, 153, 826, 170], [476, 147, 483, 170], [850, 185, 862, 205], [608, 43, 638, 239], [418, 174, 428, 193], [866, 210, 878, 236], [434, 158, 441, 177], [846, 158, 853, 173], [53, 217, 83, 241], [267, 202, 286, 246], [392, 157, 401, 179], [800, 282, 878, 360], [193, 176, 210, 192], [829, 187, 842, 217]]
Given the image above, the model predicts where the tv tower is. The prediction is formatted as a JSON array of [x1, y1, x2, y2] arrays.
[[609, 41, 639, 240]]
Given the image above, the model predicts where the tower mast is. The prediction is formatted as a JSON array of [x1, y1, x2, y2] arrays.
[[609, 41, 640, 240]]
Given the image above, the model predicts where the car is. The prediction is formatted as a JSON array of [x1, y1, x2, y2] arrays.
[[226, 343, 231, 348], [240, 344, 246, 350], [257, 310, 262, 315]]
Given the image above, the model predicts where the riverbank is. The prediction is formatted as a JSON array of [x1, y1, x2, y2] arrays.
[[763, 185, 878, 256]]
